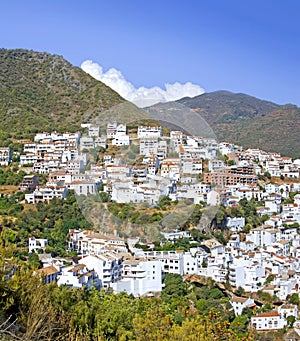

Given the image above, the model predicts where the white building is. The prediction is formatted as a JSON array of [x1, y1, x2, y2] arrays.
[[78, 254, 123, 288], [88, 125, 100, 137], [0, 147, 11, 166], [38, 265, 60, 284], [170, 131, 185, 153], [94, 137, 107, 149], [181, 158, 203, 175], [161, 230, 191, 241], [137, 126, 162, 139], [183, 252, 198, 275], [80, 137, 95, 150], [28, 237, 48, 253], [34, 132, 81, 145], [68, 230, 127, 255], [226, 217, 246, 232], [33, 161, 61, 174], [106, 122, 127, 139], [67, 180, 99, 196], [246, 226, 281, 248], [23, 143, 37, 154], [111, 177, 170, 205], [25, 184, 68, 204], [142, 250, 184, 275], [25, 181, 68, 204], [140, 139, 158, 156], [208, 159, 226, 172], [20, 153, 38, 166], [278, 304, 298, 319], [231, 296, 255, 316], [19, 175, 39, 192], [229, 258, 265, 290], [111, 258, 163, 297], [57, 263, 101, 290], [112, 135, 130, 146], [251, 311, 286, 331]]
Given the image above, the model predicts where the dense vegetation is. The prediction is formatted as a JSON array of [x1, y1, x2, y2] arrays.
[[0, 190, 91, 257], [0, 248, 255, 340]]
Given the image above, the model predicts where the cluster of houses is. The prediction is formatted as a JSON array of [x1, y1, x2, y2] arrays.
[[30, 224, 300, 332], [31, 231, 163, 297], [8, 122, 300, 334], [16, 122, 300, 210]]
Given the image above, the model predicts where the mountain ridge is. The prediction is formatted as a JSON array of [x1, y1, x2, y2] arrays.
[[0, 48, 299, 158], [177, 90, 300, 158]]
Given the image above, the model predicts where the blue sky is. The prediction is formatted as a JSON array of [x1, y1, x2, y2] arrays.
[[1, 0, 300, 105]]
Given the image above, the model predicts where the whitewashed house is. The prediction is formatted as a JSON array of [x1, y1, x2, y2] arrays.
[[88, 125, 100, 137], [57, 263, 101, 290], [112, 135, 130, 146], [111, 258, 163, 297], [20, 153, 38, 166], [67, 180, 99, 196], [183, 252, 198, 275], [25, 184, 68, 203], [38, 265, 60, 284], [142, 250, 184, 275], [278, 304, 298, 319], [0, 147, 11, 166], [80, 137, 94, 150], [78, 254, 123, 288], [140, 139, 158, 156], [226, 217, 246, 232], [68, 230, 127, 255], [138, 126, 162, 138], [231, 296, 255, 316], [251, 311, 286, 331], [28, 237, 48, 253]]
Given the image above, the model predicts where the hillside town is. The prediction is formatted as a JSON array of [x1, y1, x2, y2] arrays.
[[3, 121, 300, 336]]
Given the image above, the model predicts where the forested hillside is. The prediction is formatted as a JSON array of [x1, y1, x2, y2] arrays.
[[0, 49, 124, 137]]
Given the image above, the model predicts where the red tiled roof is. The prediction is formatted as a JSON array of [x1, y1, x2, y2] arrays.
[[254, 311, 280, 318]]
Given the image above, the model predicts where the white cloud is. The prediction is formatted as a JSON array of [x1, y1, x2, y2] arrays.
[[81, 60, 205, 107]]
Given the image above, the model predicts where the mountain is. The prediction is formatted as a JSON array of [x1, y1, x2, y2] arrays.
[[1, 49, 298, 158], [0, 49, 148, 140], [177, 91, 300, 158]]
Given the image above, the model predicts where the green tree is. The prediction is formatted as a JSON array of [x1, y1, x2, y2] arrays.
[[230, 315, 249, 337], [162, 273, 187, 299], [264, 171, 271, 179], [1, 228, 17, 245], [288, 293, 299, 305], [98, 191, 111, 202], [235, 286, 245, 297], [287, 315, 296, 328]]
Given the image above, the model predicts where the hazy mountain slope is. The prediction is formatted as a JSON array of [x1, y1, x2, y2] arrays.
[[178, 91, 300, 158]]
